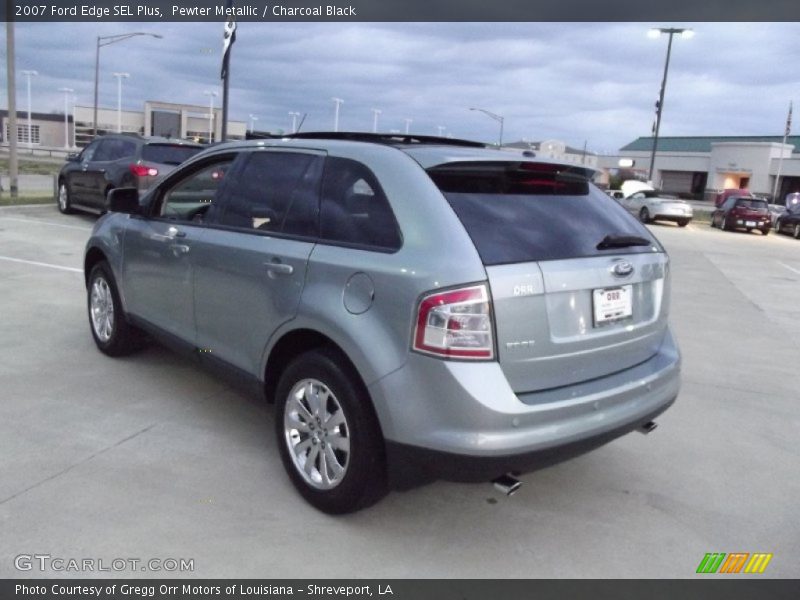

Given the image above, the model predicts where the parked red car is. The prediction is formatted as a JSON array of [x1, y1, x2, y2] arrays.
[[710, 196, 771, 234]]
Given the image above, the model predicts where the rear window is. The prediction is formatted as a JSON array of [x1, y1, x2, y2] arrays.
[[428, 162, 659, 265], [142, 144, 203, 165], [735, 199, 768, 209]]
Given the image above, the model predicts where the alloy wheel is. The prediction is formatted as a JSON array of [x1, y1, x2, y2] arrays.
[[283, 378, 351, 490], [90, 277, 115, 342]]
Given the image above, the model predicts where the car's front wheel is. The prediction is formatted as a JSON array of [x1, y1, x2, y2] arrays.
[[275, 348, 386, 514], [794, 224, 800, 239], [57, 180, 73, 214], [678, 219, 689, 227], [87, 261, 144, 356]]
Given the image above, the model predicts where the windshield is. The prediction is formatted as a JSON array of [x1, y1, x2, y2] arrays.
[[428, 162, 660, 265], [141, 144, 203, 165], [735, 199, 768, 209]]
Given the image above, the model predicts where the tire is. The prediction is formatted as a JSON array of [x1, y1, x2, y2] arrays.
[[774, 219, 782, 233], [710, 215, 717, 228], [57, 180, 73, 214], [761, 228, 769, 236], [275, 348, 387, 514], [722, 215, 731, 231], [639, 207, 651, 224], [746, 228, 753, 233], [794, 224, 800, 240], [678, 219, 689, 227], [87, 261, 145, 356]]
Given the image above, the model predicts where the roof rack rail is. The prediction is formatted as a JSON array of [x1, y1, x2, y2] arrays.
[[281, 131, 487, 148]]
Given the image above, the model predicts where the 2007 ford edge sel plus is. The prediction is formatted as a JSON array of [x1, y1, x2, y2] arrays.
[[84, 132, 680, 513]]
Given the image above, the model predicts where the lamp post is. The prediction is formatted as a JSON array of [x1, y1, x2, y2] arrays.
[[371, 108, 381, 133], [437, 125, 445, 137], [93, 32, 162, 138], [647, 27, 694, 184], [58, 87, 74, 149], [331, 97, 344, 132], [248, 114, 258, 134], [204, 90, 218, 142], [404, 118, 412, 134], [469, 107, 504, 146], [112, 72, 129, 133], [289, 111, 300, 133], [21, 70, 38, 149]]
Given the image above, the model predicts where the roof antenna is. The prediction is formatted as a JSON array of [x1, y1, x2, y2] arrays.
[[295, 113, 307, 134]]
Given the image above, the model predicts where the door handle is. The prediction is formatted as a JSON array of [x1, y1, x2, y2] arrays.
[[167, 226, 186, 239], [264, 259, 293, 276]]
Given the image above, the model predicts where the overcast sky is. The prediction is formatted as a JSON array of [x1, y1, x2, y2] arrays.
[[3, 22, 799, 152]]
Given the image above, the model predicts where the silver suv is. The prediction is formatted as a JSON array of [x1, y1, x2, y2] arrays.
[[84, 133, 680, 513]]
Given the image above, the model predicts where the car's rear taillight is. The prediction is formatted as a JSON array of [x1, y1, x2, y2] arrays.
[[129, 164, 158, 177], [413, 284, 495, 360]]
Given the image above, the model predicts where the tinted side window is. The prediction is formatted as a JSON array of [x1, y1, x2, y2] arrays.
[[218, 151, 322, 237], [91, 140, 114, 161], [79, 140, 100, 162], [110, 139, 137, 161], [156, 160, 233, 222], [319, 157, 402, 250]]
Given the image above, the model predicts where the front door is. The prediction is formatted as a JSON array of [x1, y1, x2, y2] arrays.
[[121, 156, 236, 343]]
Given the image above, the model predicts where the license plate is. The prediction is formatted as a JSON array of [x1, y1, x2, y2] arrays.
[[593, 285, 633, 325], [746, 221, 756, 227]]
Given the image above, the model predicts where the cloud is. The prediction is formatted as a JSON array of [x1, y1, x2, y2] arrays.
[[2, 21, 798, 150]]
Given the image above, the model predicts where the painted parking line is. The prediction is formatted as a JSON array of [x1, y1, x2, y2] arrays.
[[0, 255, 82, 273], [777, 261, 800, 276], [0, 216, 91, 231]]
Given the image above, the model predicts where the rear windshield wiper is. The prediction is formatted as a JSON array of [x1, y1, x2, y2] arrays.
[[596, 234, 652, 250]]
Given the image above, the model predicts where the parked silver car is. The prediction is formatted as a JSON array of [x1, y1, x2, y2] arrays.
[[83, 133, 681, 513], [621, 190, 693, 226]]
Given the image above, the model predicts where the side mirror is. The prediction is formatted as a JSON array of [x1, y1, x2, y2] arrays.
[[66, 152, 80, 162], [107, 187, 141, 215]]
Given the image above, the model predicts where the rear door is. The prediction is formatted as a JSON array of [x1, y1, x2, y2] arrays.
[[428, 163, 670, 394], [192, 149, 324, 375]]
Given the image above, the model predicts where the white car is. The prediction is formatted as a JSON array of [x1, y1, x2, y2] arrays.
[[621, 190, 693, 227]]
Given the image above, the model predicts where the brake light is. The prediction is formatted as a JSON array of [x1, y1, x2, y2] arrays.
[[413, 284, 494, 360], [129, 164, 158, 177]]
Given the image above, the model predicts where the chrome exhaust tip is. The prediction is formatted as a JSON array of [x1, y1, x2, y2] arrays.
[[638, 420, 658, 434], [492, 473, 522, 496]]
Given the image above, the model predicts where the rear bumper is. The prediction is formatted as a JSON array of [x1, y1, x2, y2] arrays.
[[368, 327, 681, 488]]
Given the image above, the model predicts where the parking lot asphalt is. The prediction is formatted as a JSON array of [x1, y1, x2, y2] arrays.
[[0, 206, 798, 579]]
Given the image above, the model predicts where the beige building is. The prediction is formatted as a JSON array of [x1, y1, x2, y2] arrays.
[[1, 110, 73, 148]]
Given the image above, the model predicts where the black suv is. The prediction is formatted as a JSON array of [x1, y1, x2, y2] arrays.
[[57, 134, 204, 215]]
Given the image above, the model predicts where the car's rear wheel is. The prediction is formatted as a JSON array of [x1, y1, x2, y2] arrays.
[[678, 219, 689, 227], [794, 224, 800, 239], [87, 261, 145, 356], [275, 348, 386, 514], [57, 180, 73, 214], [639, 207, 651, 224]]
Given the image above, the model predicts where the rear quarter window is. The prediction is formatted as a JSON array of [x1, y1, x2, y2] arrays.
[[428, 162, 659, 265]]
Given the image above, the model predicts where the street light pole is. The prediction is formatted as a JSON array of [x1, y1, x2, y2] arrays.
[[289, 111, 300, 133], [21, 70, 38, 149], [59, 87, 74, 149], [332, 97, 344, 132], [204, 91, 218, 142], [112, 72, 129, 133], [647, 27, 694, 185], [248, 114, 258, 133], [404, 118, 412, 134], [469, 107, 504, 146], [371, 108, 381, 133], [93, 32, 162, 138], [437, 125, 445, 137]]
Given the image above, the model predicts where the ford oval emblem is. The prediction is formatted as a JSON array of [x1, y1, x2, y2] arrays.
[[612, 261, 634, 278]]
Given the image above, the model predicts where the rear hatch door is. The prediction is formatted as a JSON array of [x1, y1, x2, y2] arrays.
[[428, 161, 670, 394]]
